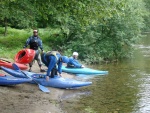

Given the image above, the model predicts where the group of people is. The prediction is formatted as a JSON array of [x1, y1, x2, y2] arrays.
[[23, 29, 84, 81]]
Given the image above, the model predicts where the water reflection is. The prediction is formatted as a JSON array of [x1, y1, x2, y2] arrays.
[[79, 64, 140, 113], [135, 73, 150, 113], [61, 90, 92, 100], [132, 34, 150, 113], [61, 34, 150, 113]]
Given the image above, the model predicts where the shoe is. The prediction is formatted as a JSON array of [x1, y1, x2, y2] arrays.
[[28, 69, 32, 72], [40, 69, 46, 72]]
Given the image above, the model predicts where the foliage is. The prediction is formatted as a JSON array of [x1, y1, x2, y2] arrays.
[[0, 0, 149, 64], [0, 0, 37, 34], [61, 0, 148, 63], [142, 0, 150, 31], [0, 28, 52, 59]]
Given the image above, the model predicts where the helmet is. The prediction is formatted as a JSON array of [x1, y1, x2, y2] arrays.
[[61, 56, 69, 63], [73, 52, 78, 56], [33, 30, 38, 33]]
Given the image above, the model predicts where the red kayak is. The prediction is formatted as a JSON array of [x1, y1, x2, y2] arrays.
[[14, 49, 35, 64], [0, 59, 28, 70]]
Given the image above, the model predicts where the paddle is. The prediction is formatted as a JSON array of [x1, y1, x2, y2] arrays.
[[12, 63, 50, 93], [0, 58, 12, 63]]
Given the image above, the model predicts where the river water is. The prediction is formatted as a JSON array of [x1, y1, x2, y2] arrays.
[[60, 33, 150, 113]]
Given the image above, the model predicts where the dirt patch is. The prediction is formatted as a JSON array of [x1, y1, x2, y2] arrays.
[[0, 62, 75, 113]]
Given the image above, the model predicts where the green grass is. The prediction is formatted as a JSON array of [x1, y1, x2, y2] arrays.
[[0, 27, 60, 60]]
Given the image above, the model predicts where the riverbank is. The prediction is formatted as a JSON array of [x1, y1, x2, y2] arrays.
[[0, 62, 75, 113]]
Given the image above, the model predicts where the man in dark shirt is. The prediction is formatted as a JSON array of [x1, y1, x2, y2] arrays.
[[23, 30, 45, 72]]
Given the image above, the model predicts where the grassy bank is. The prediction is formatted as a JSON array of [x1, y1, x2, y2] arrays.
[[0, 27, 62, 60]]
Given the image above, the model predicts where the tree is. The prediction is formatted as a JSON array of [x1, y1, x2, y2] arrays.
[[0, 0, 37, 36], [63, 0, 148, 63], [143, 0, 150, 31]]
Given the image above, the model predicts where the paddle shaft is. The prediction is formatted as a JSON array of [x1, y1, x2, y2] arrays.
[[12, 63, 50, 93], [21, 71, 37, 83], [21, 71, 50, 93], [0, 58, 11, 63]]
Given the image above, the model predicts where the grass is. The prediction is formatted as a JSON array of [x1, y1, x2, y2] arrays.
[[0, 27, 61, 60]]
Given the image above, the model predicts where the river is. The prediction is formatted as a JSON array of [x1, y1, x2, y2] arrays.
[[60, 33, 150, 113]]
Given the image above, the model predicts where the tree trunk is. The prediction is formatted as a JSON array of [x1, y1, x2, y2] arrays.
[[4, 17, 7, 36]]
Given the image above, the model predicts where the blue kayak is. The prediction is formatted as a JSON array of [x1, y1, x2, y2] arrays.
[[0, 66, 92, 89], [61, 66, 108, 75], [0, 74, 32, 85]]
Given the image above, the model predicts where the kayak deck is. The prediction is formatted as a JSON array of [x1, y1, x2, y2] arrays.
[[0, 74, 32, 85], [61, 66, 108, 75], [0, 66, 92, 89]]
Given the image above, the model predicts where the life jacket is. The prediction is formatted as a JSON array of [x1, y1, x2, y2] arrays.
[[67, 59, 75, 68], [41, 51, 60, 67], [29, 36, 40, 50], [46, 51, 60, 61], [67, 57, 77, 68], [41, 53, 48, 67]]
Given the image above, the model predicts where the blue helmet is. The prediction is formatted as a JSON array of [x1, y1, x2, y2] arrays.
[[61, 56, 69, 63]]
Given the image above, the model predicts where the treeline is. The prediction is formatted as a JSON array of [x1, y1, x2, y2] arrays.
[[0, 0, 149, 64]]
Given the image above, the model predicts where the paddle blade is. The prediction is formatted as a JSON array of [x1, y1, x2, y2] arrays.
[[12, 63, 20, 70], [38, 84, 50, 93], [13, 63, 50, 93]]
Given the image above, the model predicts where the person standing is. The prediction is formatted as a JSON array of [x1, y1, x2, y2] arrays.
[[41, 51, 69, 81], [23, 29, 45, 72], [67, 52, 84, 68]]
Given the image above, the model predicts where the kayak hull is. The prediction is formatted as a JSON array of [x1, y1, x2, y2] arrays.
[[62, 66, 108, 75], [0, 60, 28, 70], [31, 75, 92, 89], [0, 74, 32, 86], [0, 66, 92, 89], [14, 49, 35, 64]]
